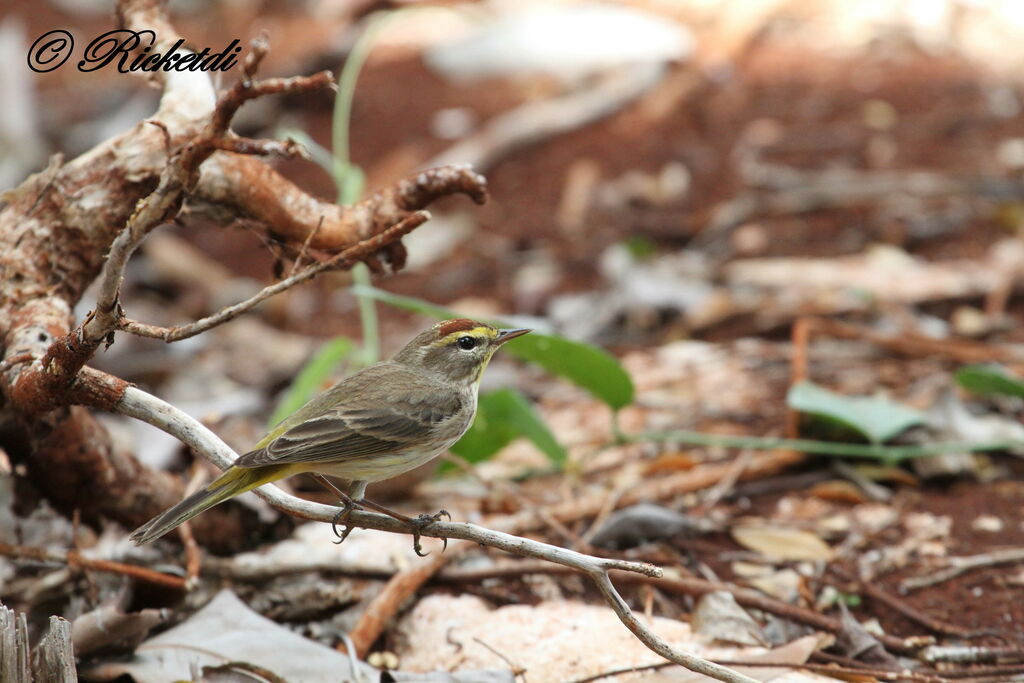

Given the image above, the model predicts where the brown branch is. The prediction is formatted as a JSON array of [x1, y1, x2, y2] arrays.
[[901, 547, 1024, 591], [211, 135, 310, 158], [0, 0, 485, 542], [571, 659, 949, 683], [0, 541, 186, 590], [79, 40, 334, 349], [832, 567, 976, 638], [194, 158, 487, 250], [119, 210, 431, 342]]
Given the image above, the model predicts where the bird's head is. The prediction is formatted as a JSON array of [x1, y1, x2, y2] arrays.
[[394, 319, 531, 384]]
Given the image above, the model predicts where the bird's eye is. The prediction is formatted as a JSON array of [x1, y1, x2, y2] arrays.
[[457, 336, 476, 350]]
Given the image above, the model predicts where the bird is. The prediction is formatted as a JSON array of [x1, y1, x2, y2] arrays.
[[129, 318, 530, 546]]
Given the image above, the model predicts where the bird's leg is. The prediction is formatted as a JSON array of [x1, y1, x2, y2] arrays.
[[355, 497, 450, 557], [312, 476, 448, 556], [313, 476, 362, 544]]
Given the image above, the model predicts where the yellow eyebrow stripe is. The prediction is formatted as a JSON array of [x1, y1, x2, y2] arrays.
[[434, 326, 495, 346]]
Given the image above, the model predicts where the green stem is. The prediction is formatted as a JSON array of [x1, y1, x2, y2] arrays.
[[333, 12, 393, 204], [353, 263, 379, 365], [610, 410, 627, 445]]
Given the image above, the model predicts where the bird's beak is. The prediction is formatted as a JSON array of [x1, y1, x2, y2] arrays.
[[496, 328, 531, 345]]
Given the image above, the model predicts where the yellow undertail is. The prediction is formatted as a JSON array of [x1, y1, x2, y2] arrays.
[[129, 464, 293, 545]]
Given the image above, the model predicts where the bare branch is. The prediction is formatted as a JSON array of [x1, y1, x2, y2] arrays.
[[0, 0, 483, 539], [193, 160, 488, 250], [118, 211, 430, 342], [0, 541, 186, 591], [80, 57, 336, 348]]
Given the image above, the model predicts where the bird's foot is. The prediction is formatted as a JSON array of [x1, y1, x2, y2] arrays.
[[331, 498, 360, 545], [407, 509, 451, 557]]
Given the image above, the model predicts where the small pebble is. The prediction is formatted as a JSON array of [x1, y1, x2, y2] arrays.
[[997, 138, 1024, 169], [971, 515, 1004, 533], [367, 651, 399, 670], [952, 306, 991, 337], [863, 99, 897, 131], [430, 107, 477, 140], [731, 223, 769, 255]]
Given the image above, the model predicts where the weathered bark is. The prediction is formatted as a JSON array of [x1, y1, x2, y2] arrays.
[[30, 617, 77, 683], [0, 603, 30, 683]]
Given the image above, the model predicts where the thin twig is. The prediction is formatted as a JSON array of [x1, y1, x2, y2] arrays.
[[571, 659, 948, 683], [178, 465, 208, 587], [622, 430, 1024, 461], [694, 449, 754, 513], [798, 317, 1024, 366], [497, 448, 805, 537], [290, 216, 325, 276], [787, 316, 812, 439], [119, 211, 429, 342], [832, 567, 976, 637], [0, 542, 185, 590], [579, 484, 629, 546], [901, 547, 1024, 591]]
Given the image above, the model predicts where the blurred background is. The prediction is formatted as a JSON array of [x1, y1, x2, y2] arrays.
[[7, 0, 1024, 349], [3, 0, 1024, 678]]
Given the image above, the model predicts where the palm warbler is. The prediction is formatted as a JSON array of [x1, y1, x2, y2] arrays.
[[130, 319, 529, 544]]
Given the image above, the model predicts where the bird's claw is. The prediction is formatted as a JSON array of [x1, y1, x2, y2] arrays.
[[331, 501, 358, 545], [408, 509, 450, 556]]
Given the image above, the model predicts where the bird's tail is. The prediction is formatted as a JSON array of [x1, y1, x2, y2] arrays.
[[129, 464, 288, 545]]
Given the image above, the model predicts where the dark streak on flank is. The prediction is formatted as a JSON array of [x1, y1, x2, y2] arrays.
[[437, 318, 481, 337]]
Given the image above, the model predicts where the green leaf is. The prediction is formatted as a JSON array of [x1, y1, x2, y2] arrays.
[[268, 337, 355, 428], [350, 285, 635, 410], [622, 236, 657, 261], [502, 334, 633, 410], [955, 364, 1024, 398], [451, 388, 567, 467], [786, 381, 924, 444]]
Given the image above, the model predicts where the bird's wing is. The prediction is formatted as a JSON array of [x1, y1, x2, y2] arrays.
[[236, 367, 465, 467]]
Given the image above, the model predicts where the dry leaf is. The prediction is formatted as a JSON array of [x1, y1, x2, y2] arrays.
[[732, 524, 835, 561], [692, 591, 769, 647], [745, 568, 803, 604], [807, 480, 869, 504], [644, 451, 699, 473]]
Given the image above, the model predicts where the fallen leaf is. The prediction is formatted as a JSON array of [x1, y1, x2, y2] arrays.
[[692, 591, 769, 647], [807, 480, 869, 504], [744, 568, 804, 604], [732, 524, 835, 561], [851, 464, 920, 487], [644, 451, 699, 473], [84, 591, 378, 683]]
